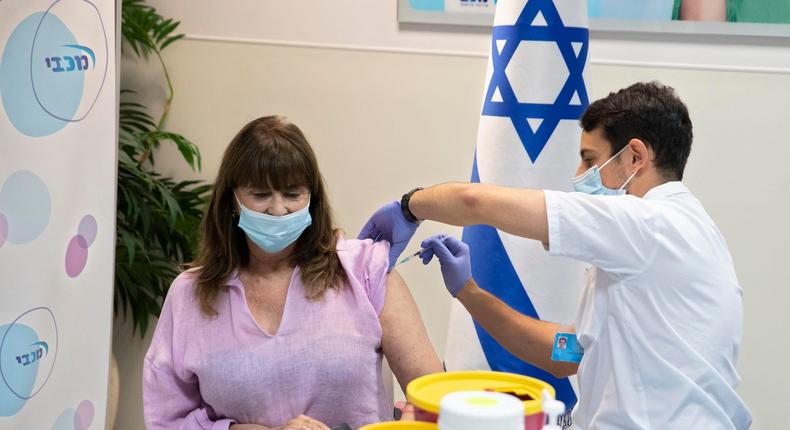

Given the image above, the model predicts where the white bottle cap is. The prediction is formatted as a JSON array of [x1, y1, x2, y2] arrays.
[[541, 388, 566, 430], [438, 391, 524, 430]]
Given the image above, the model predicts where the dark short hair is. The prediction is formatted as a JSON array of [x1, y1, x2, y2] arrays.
[[580, 82, 693, 180]]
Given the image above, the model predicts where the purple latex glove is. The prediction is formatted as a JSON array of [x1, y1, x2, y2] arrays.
[[358, 201, 419, 271], [420, 234, 472, 297]]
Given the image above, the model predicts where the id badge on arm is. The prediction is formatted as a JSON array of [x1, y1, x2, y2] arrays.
[[551, 333, 584, 363]]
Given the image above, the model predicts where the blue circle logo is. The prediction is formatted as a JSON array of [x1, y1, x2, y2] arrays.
[[0, 0, 108, 137], [0, 307, 58, 417]]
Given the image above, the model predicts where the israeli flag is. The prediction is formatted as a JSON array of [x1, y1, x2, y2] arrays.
[[444, 0, 589, 410]]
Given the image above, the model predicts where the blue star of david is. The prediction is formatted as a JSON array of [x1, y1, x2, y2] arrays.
[[482, 0, 589, 162]]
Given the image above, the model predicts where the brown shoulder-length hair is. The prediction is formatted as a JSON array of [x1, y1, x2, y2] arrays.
[[189, 115, 346, 316]]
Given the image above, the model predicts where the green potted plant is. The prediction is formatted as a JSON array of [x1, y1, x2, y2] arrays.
[[106, 2, 209, 426], [117, 0, 209, 337]]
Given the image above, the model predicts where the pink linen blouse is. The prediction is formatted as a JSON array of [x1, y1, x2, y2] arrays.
[[143, 238, 392, 429]]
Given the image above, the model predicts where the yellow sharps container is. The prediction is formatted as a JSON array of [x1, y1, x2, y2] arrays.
[[406, 371, 554, 430]]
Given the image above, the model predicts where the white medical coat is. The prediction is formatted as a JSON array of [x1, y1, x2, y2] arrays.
[[544, 181, 751, 429]]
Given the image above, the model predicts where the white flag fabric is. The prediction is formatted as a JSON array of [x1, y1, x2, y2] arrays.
[[444, 0, 589, 411], [0, 0, 116, 426]]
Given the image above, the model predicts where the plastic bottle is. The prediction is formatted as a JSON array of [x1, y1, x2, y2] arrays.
[[541, 389, 565, 430]]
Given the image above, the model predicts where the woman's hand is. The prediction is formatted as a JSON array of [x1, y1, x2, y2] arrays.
[[230, 425, 271, 430], [278, 415, 331, 430], [230, 415, 331, 430]]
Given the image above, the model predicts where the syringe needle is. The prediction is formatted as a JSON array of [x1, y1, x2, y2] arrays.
[[395, 248, 429, 266]]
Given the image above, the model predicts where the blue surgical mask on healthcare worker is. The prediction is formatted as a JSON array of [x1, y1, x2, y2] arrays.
[[236, 196, 312, 253], [572, 145, 639, 196]]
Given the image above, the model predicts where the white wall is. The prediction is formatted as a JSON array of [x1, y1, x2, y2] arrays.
[[114, 1, 790, 429]]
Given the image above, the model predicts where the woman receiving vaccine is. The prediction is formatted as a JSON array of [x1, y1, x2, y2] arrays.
[[143, 116, 442, 430]]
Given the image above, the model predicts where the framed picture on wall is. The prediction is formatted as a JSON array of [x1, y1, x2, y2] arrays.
[[398, 0, 495, 26], [398, 0, 790, 38], [590, 0, 790, 38]]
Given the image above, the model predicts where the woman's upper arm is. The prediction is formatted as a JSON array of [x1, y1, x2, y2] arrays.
[[144, 278, 235, 429], [379, 270, 443, 391]]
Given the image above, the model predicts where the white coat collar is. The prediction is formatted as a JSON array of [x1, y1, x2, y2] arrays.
[[642, 181, 689, 200]]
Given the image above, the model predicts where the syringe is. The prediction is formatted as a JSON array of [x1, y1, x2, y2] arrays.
[[395, 248, 429, 266]]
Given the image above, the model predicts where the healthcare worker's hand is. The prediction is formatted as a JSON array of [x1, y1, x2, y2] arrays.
[[420, 234, 472, 297], [358, 201, 419, 271]]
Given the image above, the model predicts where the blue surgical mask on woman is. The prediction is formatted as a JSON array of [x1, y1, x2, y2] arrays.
[[572, 145, 639, 196], [236, 196, 312, 253]]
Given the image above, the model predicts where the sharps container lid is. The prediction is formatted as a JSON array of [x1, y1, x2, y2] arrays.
[[407, 371, 552, 416]]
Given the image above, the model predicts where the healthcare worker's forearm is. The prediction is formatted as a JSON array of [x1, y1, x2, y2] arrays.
[[410, 183, 549, 243], [455, 279, 579, 378]]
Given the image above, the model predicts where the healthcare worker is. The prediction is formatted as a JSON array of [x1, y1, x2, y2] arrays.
[[359, 82, 752, 429]]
